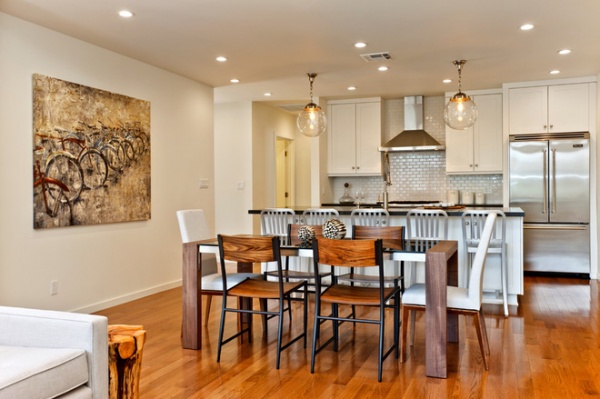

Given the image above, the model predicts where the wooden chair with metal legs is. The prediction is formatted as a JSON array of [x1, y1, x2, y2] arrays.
[[311, 237, 400, 382], [217, 234, 307, 369], [176, 209, 262, 326], [401, 213, 497, 371], [462, 210, 509, 316]]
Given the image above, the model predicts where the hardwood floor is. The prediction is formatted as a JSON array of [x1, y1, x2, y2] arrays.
[[96, 276, 600, 398]]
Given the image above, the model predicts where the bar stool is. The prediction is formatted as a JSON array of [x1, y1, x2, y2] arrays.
[[350, 208, 390, 228], [301, 208, 339, 225], [461, 210, 508, 317]]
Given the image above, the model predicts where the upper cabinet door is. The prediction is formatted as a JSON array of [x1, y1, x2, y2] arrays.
[[327, 103, 357, 175], [355, 101, 382, 175], [548, 84, 589, 133], [473, 93, 503, 172], [508, 86, 548, 134], [327, 98, 382, 176]]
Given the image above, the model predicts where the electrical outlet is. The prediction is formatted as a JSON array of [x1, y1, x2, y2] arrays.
[[50, 280, 58, 296]]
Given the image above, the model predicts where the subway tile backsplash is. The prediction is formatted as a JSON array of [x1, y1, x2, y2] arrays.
[[331, 96, 503, 204]]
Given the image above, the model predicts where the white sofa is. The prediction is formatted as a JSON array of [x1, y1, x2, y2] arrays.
[[0, 306, 108, 399]]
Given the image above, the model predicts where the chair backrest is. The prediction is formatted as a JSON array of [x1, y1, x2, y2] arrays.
[[406, 209, 448, 240], [313, 237, 385, 286], [218, 234, 283, 293], [288, 223, 323, 246], [350, 208, 390, 227], [176, 209, 218, 275], [461, 210, 506, 244], [260, 208, 295, 245], [466, 213, 497, 307], [301, 208, 339, 225], [352, 225, 403, 250]]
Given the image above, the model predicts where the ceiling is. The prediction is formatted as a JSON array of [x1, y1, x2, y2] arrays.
[[2, 0, 600, 107]]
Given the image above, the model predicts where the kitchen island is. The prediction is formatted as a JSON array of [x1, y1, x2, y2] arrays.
[[249, 205, 524, 308]]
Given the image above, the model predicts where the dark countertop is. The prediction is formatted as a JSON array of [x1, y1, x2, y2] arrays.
[[249, 205, 525, 217]]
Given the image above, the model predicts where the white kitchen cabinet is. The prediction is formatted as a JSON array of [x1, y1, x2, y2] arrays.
[[508, 83, 590, 134], [327, 98, 382, 176], [446, 93, 503, 174]]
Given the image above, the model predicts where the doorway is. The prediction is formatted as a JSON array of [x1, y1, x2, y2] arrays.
[[275, 137, 293, 207]]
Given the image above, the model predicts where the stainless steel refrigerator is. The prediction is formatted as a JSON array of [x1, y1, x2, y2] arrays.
[[509, 132, 590, 274]]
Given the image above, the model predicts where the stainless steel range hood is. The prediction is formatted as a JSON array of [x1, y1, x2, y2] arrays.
[[378, 96, 445, 152]]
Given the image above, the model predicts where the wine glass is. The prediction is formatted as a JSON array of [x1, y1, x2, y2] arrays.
[[354, 188, 365, 208]]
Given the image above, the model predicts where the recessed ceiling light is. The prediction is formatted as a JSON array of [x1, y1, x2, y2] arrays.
[[520, 23, 534, 31], [443, 79, 452, 84], [378, 66, 389, 72], [216, 56, 228, 62], [118, 10, 134, 18], [347, 86, 357, 91], [230, 79, 240, 83], [558, 49, 571, 55], [550, 70, 561, 75], [264, 92, 272, 97], [354, 42, 367, 48]]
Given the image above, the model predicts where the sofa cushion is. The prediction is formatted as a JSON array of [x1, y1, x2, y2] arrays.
[[0, 345, 88, 399]]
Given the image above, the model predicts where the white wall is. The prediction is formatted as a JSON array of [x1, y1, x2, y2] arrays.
[[0, 13, 214, 312], [214, 102, 253, 235]]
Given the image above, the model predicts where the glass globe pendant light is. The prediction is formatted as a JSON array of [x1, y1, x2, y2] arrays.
[[444, 60, 477, 130], [297, 73, 327, 137]]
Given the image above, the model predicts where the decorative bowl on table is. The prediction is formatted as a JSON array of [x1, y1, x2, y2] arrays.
[[322, 218, 346, 239]]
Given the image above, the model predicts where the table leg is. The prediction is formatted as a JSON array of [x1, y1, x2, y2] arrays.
[[182, 243, 202, 349], [425, 241, 459, 379]]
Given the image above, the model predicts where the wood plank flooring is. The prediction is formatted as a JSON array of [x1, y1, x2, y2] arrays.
[[95, 275, 600, 398]]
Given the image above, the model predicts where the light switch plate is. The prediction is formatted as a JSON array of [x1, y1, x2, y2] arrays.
[[237, 181, 245, 190], [199, 178, 209, 189]]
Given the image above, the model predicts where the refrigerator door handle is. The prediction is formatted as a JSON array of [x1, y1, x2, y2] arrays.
[[524, 224, 588, 231], [542, 148, 548, 214], [551, 148, 556, 214]]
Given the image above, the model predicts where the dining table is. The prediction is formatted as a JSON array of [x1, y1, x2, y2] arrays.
[[180, 237, 458, 379]]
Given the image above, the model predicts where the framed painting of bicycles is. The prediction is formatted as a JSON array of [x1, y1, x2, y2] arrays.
[[32, 74, 151, 229]]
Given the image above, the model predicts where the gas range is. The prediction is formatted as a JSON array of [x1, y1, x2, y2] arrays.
[[377, 200, 442, 209]]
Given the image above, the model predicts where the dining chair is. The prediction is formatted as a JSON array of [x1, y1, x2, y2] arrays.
[[462, 210, 509, 316], [176, 209, 262, 326], [400, 213, 496, 371], [350, 208, 390, 228], [301, 208, 339, 225], [311, 237, 400, 382], [217, 234, 307, 369]]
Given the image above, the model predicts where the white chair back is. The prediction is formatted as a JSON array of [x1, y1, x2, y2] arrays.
[[350, 208, 390, 227], [406, 209, 448, 240], [176, 209, 218, 275], [302, 208, 339, 225], [467, 213, 497, 307], [260, 208, 295, 245]]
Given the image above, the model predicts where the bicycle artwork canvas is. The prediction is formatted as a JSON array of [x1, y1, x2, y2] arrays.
[[32, 74, 151, 229]]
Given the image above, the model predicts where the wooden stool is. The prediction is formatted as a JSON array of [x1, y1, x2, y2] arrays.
[[108, 325, 146, 399]]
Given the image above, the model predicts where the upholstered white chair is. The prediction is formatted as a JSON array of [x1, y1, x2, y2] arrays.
[[401, 213, 497, 371], [176, 209, 262, 326]]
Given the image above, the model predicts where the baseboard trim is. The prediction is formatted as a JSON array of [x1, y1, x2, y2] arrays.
[[73, 280, 183, 314]]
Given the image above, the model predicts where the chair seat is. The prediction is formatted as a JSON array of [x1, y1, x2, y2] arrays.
[[401, 284, 479, 311], [321, 284, 395, 306], [265, 269, 331, 280], [228, 279, 304, 299], [201, 273, 262, 291], [337, 273, 401, 285]]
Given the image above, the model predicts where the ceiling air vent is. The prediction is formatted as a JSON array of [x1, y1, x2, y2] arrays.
[[360, 52, 392, 62]]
